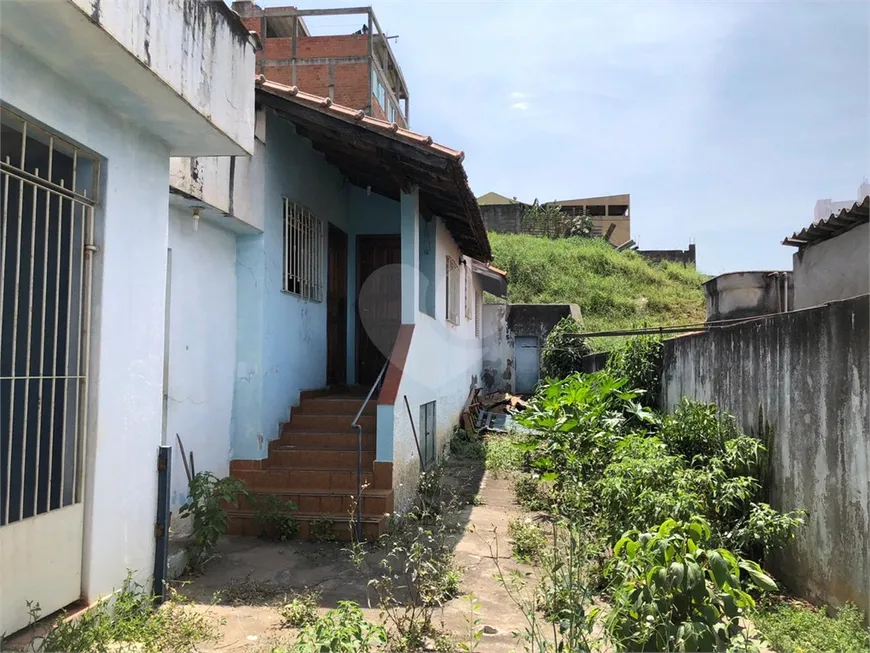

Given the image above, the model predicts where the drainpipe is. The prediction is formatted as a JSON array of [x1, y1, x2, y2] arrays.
[[153, 446, 172, 603]]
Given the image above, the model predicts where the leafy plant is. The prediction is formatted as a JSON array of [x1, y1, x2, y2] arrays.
[[30, 574, 220, 653], [367, 507, 461, 651], [754, 600, 870, 653], [658, 398, 742, 465], [458, 593, 484, 652], [291, 601, 386, 653], [539, 316, 590, 381], [508, 518, 547, 563], [513, 473, 550, 511], [280, 590, 321, 628], [605, 518, 776, 652], [308, 518, 336, 543], [484, 432, 525, 477], [252, 493, 299, 542], [520, 198, 594, 239], [605, 336, 663, 406], [180, 472, 247, 572]]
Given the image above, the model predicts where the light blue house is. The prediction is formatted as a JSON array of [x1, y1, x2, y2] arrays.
[[167, 79, 506, 539]]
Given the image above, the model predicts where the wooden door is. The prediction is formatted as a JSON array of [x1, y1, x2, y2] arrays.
[[327, 225, 348, 386], [356, 235, 401, 386]]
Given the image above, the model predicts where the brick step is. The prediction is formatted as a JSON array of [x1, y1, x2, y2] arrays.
[[296, 397, 376, 416], [226, 510, 388, 542], [271, 431, 375, 451], [265, 448, 375, 470], [236, 487, 393, 516], [285, 413, 375, 432], [233, 467, 373, 491]]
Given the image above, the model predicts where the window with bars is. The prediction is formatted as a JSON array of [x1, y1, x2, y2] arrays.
[[446, 255, 460, 325], [475, 289, 483, 339], [464, 264, 473, 321], [282, 199, 324, 302]]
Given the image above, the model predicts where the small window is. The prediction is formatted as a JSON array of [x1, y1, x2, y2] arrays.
[[446, 255, 459, 325], [475, 289, 482, 339], [464, 265, 473, 321], [420, 401, 436, 466], [283, 199, 324, 301]]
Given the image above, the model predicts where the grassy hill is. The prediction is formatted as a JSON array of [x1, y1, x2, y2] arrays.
[[489, 233, 708, 347]]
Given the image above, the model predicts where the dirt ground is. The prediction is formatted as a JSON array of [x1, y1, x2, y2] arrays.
[[179, 454, 535, 652]]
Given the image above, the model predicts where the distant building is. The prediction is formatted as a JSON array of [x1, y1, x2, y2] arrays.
[[476, 192, 631, 245], [546, 194, 631, 244], [813, 180, 870, 222], [233, 2, 410, 126]]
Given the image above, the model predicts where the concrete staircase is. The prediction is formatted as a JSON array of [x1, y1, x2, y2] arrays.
[[227, 389, 393, 541]]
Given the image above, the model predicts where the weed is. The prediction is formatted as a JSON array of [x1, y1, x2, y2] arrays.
[[219, 574, 281, 606], [291, 601, 386, 652], [484, 432, 524, 478], [458, 593, 483, 652], [508, 518, 547, 563], [180, 472, 247, 572], [513, 473, 550, 511], [605, 518, 776, 652], [280, 590, 321, 628], [450, 427, 486, 460], [417, 465, 445, 511], [251, 493, 299, 542], [308, 518, 336, 542], [754, 600, 870, 653], [470, 493, 484, 506], [605, 335, 663, 405], [28, 575, 219, 653]]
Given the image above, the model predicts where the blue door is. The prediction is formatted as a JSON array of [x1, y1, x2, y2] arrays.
[[515, 336, 540, 394]]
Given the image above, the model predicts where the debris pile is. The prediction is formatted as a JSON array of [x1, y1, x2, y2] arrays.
[[460, 388, 528, 433]]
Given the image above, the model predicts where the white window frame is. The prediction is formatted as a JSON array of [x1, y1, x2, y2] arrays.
[[282, 199, 324, 302], [446, 255, 460, 325], [464, 264, 473, 321], [475, 289, 483, 339]]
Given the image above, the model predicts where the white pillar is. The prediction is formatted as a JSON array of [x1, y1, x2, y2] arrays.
[[400, 187, 420, 325]]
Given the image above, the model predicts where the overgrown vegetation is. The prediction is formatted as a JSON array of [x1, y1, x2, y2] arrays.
[[487, 335, 816, 651], [280, 590, 321, 628], [489, 233, 708, 347], [539, 316, 590, 380], [180, 472, 246, 572], [508, 518, 547, 563], [28, 575, 219, 653], [291, 601, 386, 652], [520, 199, 594, 238], [753, 600, 870, 653]]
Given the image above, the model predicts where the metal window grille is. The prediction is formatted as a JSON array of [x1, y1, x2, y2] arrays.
[[464, 264, 473, 321], [446, 255, 459, 325], [475, 289, 482, 339], [1, 106, 99, 526], [282, 199, 323, 302]]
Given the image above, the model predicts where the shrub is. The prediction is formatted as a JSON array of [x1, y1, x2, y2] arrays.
[[605, 335, 663, 406], [605, 518, 776, 652], [508, 518, 547, 563], [291, 601, 386, 653], [539, 316, 590, 381], [252, 493, 299, 542], [180, 472, 247, 572], [659, 398, 743, 465], [513, 473, 550, 512], [754, 600, 870, 653], [280, 590, 320, 628]]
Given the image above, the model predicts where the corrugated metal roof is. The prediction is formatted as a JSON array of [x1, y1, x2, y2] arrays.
[[783, 195, 869, 249]]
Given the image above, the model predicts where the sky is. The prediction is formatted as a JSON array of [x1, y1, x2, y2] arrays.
[[258, 0, 870, 275]]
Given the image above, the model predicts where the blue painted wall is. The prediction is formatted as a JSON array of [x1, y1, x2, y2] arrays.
[[231, 110, 401, 458]]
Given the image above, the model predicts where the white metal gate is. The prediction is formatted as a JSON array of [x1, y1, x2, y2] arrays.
[[0, 106, 98, 635], [515, 336, 540, 395]]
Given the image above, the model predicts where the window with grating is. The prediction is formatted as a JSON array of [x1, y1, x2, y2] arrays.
[[282, 199, 324, 302], [446, 255, 460, 325]]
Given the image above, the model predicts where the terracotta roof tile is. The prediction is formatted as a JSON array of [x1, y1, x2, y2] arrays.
[[258, 78, 464, 162]]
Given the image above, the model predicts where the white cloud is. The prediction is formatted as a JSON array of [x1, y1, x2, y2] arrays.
[[510, 91, 528, 100], [510, 101, 529, 111]]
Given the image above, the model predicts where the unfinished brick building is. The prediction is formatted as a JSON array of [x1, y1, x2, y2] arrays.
[[233, 2, 410, 126]]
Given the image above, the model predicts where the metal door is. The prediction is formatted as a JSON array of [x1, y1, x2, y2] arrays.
[[515, 336, 540, 394], [0, 107, 98, 635], [420, 401, 436, 468]]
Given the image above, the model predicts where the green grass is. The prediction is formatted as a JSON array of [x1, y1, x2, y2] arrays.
[[488, 234, 709, 348], [754, 600, 870, 653]]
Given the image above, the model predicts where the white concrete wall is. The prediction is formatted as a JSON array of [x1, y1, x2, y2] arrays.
[[71, 0, 256, 151], [792, 223, 870, 310], [391, 218, 484, 510], [165, 207, 237, 516], [1, 40, 170, 602], [481, 303, 514, 394]]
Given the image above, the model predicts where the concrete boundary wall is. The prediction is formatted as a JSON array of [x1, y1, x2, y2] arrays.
[[661, 295, 869, 616]]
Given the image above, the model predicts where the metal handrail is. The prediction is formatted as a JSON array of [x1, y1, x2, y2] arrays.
[[351, 360, 389, 541]]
